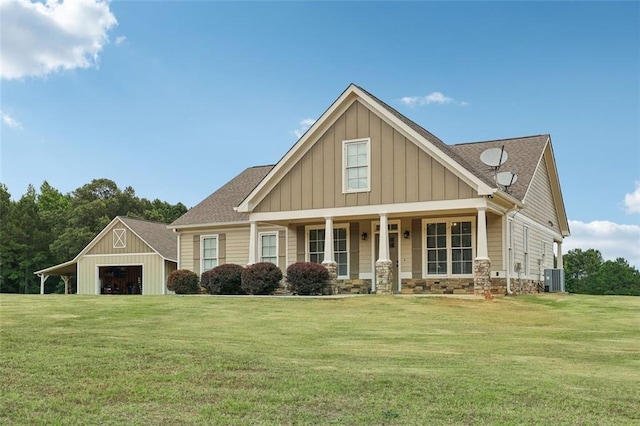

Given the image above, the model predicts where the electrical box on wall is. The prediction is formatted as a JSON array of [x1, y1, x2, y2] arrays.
[[493, 270, 507, 278]]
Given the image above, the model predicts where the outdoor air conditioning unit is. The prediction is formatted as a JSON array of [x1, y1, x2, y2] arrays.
[[544, 269, 565, 293]]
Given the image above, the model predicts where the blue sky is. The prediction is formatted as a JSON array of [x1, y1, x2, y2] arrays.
[[1, 0, 639, 266]]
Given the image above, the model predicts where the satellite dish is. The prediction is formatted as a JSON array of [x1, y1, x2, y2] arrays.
[[480, 147, 508, 168], [496, 171, 518, 191]]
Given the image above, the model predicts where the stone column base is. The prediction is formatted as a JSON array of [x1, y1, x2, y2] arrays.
[[322, 261, 338, 295], [375, 260, 393, 295], [474, 257, 492, 298]]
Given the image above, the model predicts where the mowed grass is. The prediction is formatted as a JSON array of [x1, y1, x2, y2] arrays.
[[1, 294, 638, 425]]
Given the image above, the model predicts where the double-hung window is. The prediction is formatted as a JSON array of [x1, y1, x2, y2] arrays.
[[201, 235, 218, 272], [259, 232, 278, 265], [343, 138, 370, 193], [425, 219, 474, 276], [308, 226, 349, 277]]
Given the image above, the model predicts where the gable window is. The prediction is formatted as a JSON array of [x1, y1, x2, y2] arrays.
[[307, 226, 349, 277], [259, 232, 278, 265], [201, 235, 218, 272], [424, 218, 475, 276], [343, 138, 370, 193], [113, 229, 126, 249]]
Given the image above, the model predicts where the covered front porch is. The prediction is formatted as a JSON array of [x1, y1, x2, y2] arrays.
[[248, 199, 503, 296]]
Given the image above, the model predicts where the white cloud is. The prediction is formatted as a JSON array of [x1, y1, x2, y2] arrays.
[[624, 181, 640, 214], [0, 110, 23, 129], [565, 220, 640, 268], [115, 35, 127, 45], [292, 118, 316, 139], [399, 91, 467, 107], [0, 0, 118, 80]]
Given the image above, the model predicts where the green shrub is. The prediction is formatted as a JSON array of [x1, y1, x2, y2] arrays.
[[241, 262, 283, 295], [201, 264, 245, 295], [286, 262, 329, 295], [167, 269, 200, 294]]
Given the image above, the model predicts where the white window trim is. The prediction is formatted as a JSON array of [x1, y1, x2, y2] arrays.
[[422, 217, 476, 278], [113, 228, 126, 249], [258, 231, 278, 265], [342, 137, 371, 194], [200, 234, 219, 273], [305, 224, 350, 279]]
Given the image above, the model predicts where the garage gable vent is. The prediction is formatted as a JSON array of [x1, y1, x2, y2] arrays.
[[113, 228, 126, 249]]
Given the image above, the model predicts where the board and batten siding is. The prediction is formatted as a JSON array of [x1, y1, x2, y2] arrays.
[[487, 213, 504, 270], [77, 254, 166, 295], [522, 153, 562, 234], [255, 100, 477, 213], [86, 220, 154, 256]]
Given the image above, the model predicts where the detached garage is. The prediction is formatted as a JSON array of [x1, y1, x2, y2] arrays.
[[35, 216, 177, 295]]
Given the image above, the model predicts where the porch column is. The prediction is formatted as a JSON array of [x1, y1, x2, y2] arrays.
[[556, 241, 563, 269], [248, 221, 257, 265], [62, 275, 71, 295], [39, 274, 48, 295], [476, 207, 488, 259], [322, 217, 338, 294], [375, 213, 393, 294], [474, 207, 492, 297]]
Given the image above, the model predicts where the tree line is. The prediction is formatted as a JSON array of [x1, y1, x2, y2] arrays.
[[0, 179, 187, 293], [563, 249, 639, 296], [1, 179, 638, 295]]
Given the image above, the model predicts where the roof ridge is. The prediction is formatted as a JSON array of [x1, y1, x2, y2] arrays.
[[452, 134, 549, 146], [117, 216, 172, 226]]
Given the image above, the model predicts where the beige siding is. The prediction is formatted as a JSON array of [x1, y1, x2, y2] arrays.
[[359, 220, 373, 274], [522, 156, 562, 234], [86, 220, 153, 255], [77, 254, 166, 295], [255, 100, 477, 212], [179, 233, 195, 271], [509, 215, 555, 281], [486, 213, 503, 270], [177, 225, 286, 276], [400, 218, 412, 276]]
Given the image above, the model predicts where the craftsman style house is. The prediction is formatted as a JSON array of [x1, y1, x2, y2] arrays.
[[170, 84, 570, 295]]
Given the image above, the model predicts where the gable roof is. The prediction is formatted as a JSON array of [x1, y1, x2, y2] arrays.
[[35, 216, 178, 276], [237, 83, 500, 213], [169, 165, 273, 228], [450, 135, 550, 202], [170, 84, 567, 235], [119, 216, 178, 260]]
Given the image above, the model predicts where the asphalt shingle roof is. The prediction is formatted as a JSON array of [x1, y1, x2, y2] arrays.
[[450, 135, 549, 201], [118, 216, 178, 260], [170, 165, 274, 227], [171, 87, 549, 229]]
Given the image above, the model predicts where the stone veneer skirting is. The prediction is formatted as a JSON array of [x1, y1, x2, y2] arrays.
[[329, 277, 544, 295], [278, 277, 544, 296]]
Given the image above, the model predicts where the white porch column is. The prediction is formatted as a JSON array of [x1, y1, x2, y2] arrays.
[[248, 221, 257, 265], [378, 213, 389, 261], [556, 241, 563, 269], [476, 207, 489, 259], [39, 274, 48, 295], [322, 217, 335, 264]]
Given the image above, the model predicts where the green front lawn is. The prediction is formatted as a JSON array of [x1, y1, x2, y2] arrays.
[[1, 294, 638, 425]]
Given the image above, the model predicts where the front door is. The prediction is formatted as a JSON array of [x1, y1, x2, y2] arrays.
[[375, 232, 399, 292]]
